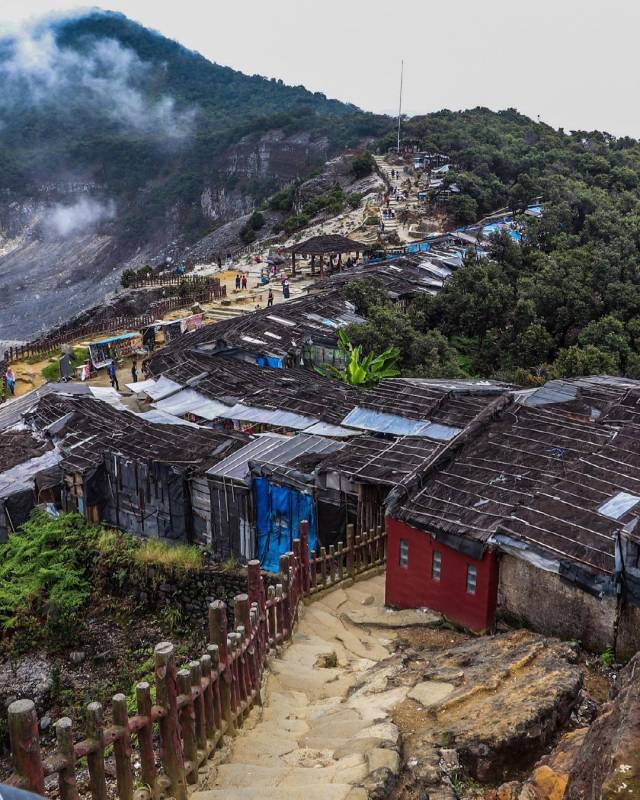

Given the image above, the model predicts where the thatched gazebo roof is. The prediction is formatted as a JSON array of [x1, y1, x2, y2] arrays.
[[287, 234, 365, 256]]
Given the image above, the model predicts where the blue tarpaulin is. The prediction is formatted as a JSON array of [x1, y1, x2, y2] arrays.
[[406, 242, 431, 254], [254, 477, 318, 572]]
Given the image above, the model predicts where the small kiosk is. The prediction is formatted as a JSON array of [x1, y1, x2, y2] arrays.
[[88, 332, 143, 369]]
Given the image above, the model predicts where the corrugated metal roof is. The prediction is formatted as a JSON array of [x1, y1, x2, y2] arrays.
[[206, 433, 289, 483], [144, 376, 183, 401], [153, 389, 230, 421], [303, 422, 360, 438], [341, 407, 461, 440], [136, 410, 201, 428], [125, 378, 156, 394], [217, 403, 318, 430], [0, 383, 91, 432], [0, 448, 62, 498], [207, 433, 342, 484], [523, 381, 579, 407]]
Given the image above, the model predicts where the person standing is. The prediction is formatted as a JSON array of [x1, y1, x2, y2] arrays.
[[282, 277, 290, 299], [107, 360, 119, 391], [131, 357, 138, 383], [5, 367, 16, 396], [267, 288, 274, 307], [241, 273, 248, 290], [235, 273, 241, 290]]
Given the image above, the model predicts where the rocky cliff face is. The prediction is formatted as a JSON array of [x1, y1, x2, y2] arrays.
[[0, 130, 334, 344]]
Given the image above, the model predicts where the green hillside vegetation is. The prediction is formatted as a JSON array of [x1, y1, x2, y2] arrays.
[[0, 511, 202, 650], [358, 108, 640, 382]]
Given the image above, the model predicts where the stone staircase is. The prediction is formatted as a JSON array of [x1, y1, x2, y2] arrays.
[[192, 575, 405, 800]]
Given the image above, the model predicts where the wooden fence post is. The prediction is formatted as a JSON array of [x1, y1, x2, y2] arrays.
[[112, 693, 134, 800], [8, 699, 45, 795], [154, 642, 187, 800], [135, 682, 157, 792], [299, 521, 310, 593], [279, 554, 291, 636], [176, 669, 198, 784], [346, 524, 356, 580], [206, 645, 223, 734], [190, 660, 207, 755], [209, 602, 235, 735], [275, 584, 284, 642], [293, 538, 302, 596], [199, 653, 216, 744], [54, 717, 78, 800], [86, 702, 108, 800], [267, 585, 277, 644]]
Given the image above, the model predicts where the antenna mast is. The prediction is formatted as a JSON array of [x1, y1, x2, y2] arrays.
[[397, 59, 404, 154]]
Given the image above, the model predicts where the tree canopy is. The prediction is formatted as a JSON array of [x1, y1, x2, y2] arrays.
[[360, 109, 640, 382]]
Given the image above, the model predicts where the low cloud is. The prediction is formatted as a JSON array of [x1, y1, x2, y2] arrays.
[[43, 197, 117, 238], [0, 18, 196, 140]]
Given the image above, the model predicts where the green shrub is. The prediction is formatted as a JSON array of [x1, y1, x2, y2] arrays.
[[0, 511, 99, 642], [364, 215, 379, 226], [351, 151, 375, 179]]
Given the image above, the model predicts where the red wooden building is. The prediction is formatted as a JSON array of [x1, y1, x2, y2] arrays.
[[385, 516, 499, 632]]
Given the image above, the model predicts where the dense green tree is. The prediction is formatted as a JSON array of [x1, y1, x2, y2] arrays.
[[551, 346, 618, 378]]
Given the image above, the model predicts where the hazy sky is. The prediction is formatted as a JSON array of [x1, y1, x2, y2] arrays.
[[3, 0, 640, 137]]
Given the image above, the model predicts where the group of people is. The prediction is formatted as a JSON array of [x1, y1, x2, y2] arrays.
[[106, 354, 140, 393], [235, 268, 289, 304], [234, 273, 249, 291]]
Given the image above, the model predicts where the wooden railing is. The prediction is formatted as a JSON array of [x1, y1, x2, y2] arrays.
[[125, 275, 222, 290], [0, 284, 227, 403], [3, 521, 385, 799]]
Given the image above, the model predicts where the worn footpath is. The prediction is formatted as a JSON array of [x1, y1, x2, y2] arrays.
[[193, 574, 432, 800]]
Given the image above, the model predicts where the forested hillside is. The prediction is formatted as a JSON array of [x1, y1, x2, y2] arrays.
[[353, 108, 640, 382], [0, 10, 387, 225]]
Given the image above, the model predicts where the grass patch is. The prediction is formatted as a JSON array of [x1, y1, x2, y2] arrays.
[[133, 539, 203, 571], [41, 347, 89, 382]]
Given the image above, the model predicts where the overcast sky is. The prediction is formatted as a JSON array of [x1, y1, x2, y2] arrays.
[[3, 0, 640, 137]]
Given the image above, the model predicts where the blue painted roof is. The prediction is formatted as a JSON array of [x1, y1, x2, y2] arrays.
[[90, 332, 140, 346]]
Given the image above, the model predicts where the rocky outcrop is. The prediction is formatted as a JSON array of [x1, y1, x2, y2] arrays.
[[564, 653, 640, 800], [386, 631, 583, 798]]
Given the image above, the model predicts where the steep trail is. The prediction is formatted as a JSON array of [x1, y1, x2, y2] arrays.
[[193, 574, 408, 800], [373, 155, 412, 242]]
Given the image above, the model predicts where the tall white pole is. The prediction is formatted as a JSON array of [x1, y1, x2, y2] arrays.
[[397, 59, 404, 154]]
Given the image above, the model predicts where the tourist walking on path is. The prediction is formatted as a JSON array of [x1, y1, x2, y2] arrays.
[[235, 273, 241, 290], [107, 360, 119, 391], [267, 288, 274, 307], [131, 357, 138, 383], [241, 273, 248, 290], [5, 367, 16, 396], [282, 277, 290, 299]]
